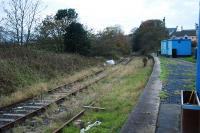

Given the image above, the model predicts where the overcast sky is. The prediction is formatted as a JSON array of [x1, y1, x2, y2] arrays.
[[1, 0, 199, 34]]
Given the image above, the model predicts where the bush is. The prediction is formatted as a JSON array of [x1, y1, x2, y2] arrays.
[[90, 26, 131, 59]]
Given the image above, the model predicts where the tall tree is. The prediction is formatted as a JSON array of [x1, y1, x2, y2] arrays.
[[132, 19, 168, 54], [36, 15, 64, 52], [55, 9, 78, 25], [36, 8, 78, 52], [90, 26, 131, 58], [3, 0, 42, 45], [64, 22, 90, 55], [55, 8, 78, 34]]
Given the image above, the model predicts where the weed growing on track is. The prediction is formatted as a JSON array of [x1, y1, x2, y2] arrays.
[[11, 83, 101, 132], [11, 57, 153, 133], [63, 57, 153, 133]]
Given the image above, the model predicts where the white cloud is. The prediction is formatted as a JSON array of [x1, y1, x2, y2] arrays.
[[31, 0, 200, 33]]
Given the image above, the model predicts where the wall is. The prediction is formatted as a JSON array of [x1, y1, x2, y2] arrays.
[[167, 40, 172, 56], [161, 40, 167, 55], [171, 39, 192, 56], [161, 39, 192, 56]]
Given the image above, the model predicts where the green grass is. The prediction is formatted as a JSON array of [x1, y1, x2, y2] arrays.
[[159, 57, 176, 82], [62, 58, 153, 133], [185, 79, 196, 91], [181, 56, 196, 63], [174, 90, 181, 95], [159, 90, 169, 99]]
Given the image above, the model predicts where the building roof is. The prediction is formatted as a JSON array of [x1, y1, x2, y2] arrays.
[[171, 30, 196, 37], [167, 28, 177, 36], [162, 39, 192, 42]]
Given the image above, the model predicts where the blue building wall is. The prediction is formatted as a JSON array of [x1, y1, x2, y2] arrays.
[[171, 39, 192, 56], [161, 40, 167, 55], [161, 39, 192, 56], [167, 40, 172, 55]]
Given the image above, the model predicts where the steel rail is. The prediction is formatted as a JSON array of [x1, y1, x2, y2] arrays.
[[0, 70, 105, 132], [0, 57, 132, 132]]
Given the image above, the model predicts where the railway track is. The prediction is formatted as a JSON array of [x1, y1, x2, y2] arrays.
[[0, 69, 104, 112], [51, 57, 134, 133], [0, 70, 105, 132], [52, 102, 95, 133], [0, 57, 133, 132]]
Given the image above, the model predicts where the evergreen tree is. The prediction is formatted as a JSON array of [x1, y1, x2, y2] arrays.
[[64, 22, 90, 55]]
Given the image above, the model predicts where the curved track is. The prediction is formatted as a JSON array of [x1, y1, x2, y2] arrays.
[[0, 57, 132, 132], [52, 57, 133, 133]]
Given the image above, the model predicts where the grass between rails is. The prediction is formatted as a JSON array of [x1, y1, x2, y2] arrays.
[[63, 57, 153, 133], [12, 57, 139, 133]]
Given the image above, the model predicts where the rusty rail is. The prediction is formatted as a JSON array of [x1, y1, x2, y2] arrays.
[[0, 57, 133, 132], [52, 103, 95, 133], [0, 70, 105, 132]]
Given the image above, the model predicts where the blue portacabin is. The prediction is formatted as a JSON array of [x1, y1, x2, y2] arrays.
[[161, 39, 192, 57]]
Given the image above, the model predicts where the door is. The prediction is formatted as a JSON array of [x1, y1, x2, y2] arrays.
[[172, 49, 177, 58]]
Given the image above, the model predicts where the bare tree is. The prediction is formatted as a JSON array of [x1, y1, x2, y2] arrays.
[[3, 0, 42, 45]]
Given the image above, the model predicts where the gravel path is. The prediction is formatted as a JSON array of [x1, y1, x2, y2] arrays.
[[161, 60, 196, 104], [156, 58, 196, 133]]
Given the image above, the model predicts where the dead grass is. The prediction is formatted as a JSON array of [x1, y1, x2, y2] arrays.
[[0, 66, 103, 108], [64, 57, 153, 133], [11, 57, 153, 133], [12, 87, 100, 133], [0, 45, 102, 96]]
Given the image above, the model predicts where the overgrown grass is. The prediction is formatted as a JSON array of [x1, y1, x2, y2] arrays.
[[63, 57, 153, 133], [0, 45, 102, 107]]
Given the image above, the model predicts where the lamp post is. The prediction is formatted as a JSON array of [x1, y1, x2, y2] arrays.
[[196, 1, 200, 98]]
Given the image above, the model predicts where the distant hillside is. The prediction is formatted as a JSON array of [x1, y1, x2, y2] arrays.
[[0, 46, 101, 96]]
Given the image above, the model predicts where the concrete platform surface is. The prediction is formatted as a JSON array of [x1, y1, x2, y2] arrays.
[[156, 104, 181, 133]]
